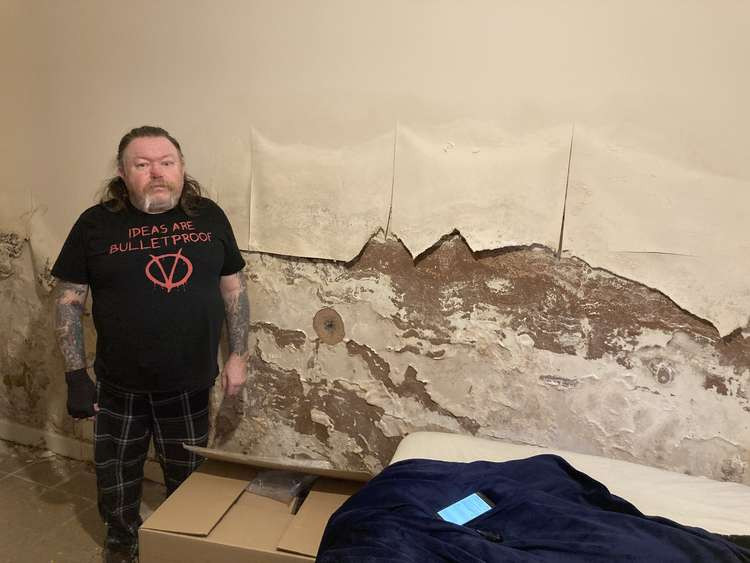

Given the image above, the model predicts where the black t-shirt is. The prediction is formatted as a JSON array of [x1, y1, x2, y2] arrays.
[[52, 198, 245, 392]]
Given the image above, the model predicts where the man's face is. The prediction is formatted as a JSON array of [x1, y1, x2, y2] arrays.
[[118, 136, 185, 214]]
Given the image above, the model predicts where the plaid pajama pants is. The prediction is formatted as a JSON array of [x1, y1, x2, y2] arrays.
[[94, 382, 210, 555]]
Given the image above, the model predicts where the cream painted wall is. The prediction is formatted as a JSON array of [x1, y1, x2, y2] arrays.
[[5, 0, 750, 263], [1, 1, 39, 230]]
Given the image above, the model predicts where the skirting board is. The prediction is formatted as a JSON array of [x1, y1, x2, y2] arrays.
[[0, 417, 164, 484]]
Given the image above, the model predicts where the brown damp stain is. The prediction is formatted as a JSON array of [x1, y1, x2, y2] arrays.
[[348, 235, 720, 370], [345, 340, 393, 386], [349, 235, 745, 410], [715, 329, 750, 377], [250, 352, 307, 416], [401, 329, 421, 338], [243, 348, 335, 453], [342, 450, 368, 469], [703, 373, 730, 396], [426, 335, 453, 346], [345, 339, 479, 434], [306, 381, 400, 468], [248, 343, 398, 469], [220, 344, 310, 448], [2, 362, 48, 411], [295, 396, 329, 445], [349, 236, 580, 356], [634, 385, 661, 395], [349, 236, 455, 344], [574, 264, 716, 363], [241, 235, 749, 460], [395, 344, 421, 355], [660, 333, 749, 400], [3, 371, 26, 388], [253, 322, 307, 349], [212, 394, 246, 446], [400, 365, 480, 434]]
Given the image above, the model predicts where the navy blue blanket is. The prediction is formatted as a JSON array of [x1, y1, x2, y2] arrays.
[[318, 455, 750, 562]]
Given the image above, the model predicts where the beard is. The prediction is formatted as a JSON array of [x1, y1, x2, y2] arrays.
[[139, 181, 182, 213]]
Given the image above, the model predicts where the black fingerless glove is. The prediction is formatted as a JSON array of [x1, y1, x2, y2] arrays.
[[65, 368, 97, 419]]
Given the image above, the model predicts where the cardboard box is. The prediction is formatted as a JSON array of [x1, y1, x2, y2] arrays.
[[139, 446, 371, 562]]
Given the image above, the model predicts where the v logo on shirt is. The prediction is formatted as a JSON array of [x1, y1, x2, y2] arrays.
[[145, 248, 193, 292]]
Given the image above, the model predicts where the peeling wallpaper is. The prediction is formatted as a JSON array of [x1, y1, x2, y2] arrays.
[[389, 123, 570, 256], [565, 127, 750, 336], [3, 233, 748, 484], [248, 123, 750, 335], [248, 131, 392, 261]]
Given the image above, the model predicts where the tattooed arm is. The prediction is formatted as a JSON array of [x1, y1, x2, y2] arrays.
[[219, 270, 250, 396], [54, 280, 89, 371], [54, 280, 97, 418]]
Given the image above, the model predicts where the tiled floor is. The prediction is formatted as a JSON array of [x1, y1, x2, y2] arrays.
[[0, 440, 165, 563]]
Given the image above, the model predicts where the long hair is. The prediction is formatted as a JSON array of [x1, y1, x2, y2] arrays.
[[100, 125, 207, 216]]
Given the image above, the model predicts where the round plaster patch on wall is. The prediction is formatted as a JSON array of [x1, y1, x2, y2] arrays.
[[313, 307, 345, 345]]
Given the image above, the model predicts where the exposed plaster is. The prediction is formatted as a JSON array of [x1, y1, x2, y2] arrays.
[[209, 237, 750, 481], [2, 231, 749, 483]]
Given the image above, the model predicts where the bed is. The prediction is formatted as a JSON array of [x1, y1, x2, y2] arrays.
[[317, 431, 750, 562]]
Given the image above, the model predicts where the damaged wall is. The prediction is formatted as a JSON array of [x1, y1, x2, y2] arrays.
[[230, 235, 749, 482], [1, 0, 749, 486], [3, 232, 748, 483]]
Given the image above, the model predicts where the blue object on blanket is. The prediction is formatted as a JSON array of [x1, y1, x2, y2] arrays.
[[317, 455, 750, 562]]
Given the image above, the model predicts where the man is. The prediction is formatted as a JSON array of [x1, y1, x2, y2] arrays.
[[52, 126, 250, 563]]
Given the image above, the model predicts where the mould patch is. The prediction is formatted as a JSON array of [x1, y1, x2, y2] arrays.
[[0, 232, 24, 279]]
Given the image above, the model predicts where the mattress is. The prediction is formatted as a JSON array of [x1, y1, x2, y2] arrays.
[[390, 431, 750, 536]]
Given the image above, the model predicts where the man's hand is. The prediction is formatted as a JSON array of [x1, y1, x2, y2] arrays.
[[65, 368, 99, 419], [221, 353, 248, 397]]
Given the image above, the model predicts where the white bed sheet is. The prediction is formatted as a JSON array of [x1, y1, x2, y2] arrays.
[[390, 431, 750, 536]]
